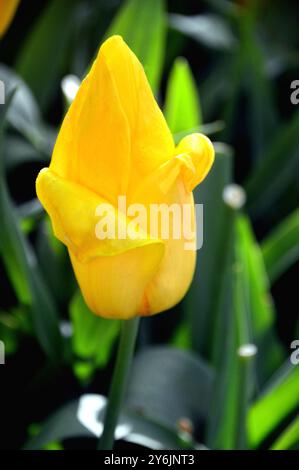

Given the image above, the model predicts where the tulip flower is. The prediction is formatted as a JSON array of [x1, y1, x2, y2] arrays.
[[0, 0, 20, 38], [36, 35, 214, 320]]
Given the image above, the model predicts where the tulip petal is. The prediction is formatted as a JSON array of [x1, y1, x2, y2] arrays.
[[50, 36, 174, 204], [98, 36, 175, 191], [49, 39, 131, 205], [174, 133, 215, 192], [36, 168, 164, 263], [130, 133, 214, 203], [127, 170, 197, 316], [127, 133, 214, 316], [139, 181, 197, 316], [0, 0, 20, 38], [70, 243, 165, 320]]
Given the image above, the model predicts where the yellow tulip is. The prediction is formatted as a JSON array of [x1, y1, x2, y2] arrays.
[[36, 36, 214, 320], [0, 0, 20, 38]]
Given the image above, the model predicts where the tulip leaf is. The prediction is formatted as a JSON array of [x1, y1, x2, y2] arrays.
[[0, 65, 55, 155], [206, 206, 249, 450], [164, 57, 202, 135], [105, 0, 166, 93], [235, 215, 284, 383], [24, 394, 198, 450], [238, 9, 278, 158], [36, 219, 75, 304], [207, 213, 283, 450], [125, 346, 214, 433], [171, 321, 192, 351], [271, 414, 299, 450], [245, 107, 299, 217], [248, 362, 299, 448], [15, 0, 78, 110], [4, 136, 48, 171], [70, 291, 120, 379], [261, 208, 299, 284], [0, 91, 62, 362], [187, 144, 233, 356], [169, 14, 237, 51]]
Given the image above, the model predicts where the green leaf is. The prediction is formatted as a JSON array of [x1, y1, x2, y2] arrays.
[[0, 65, 55, 155], [248, 362, 299, 448], [245, 108, 299, 217], [4, 136, 48, 171], [36, 219, 75, 304], [271, 414, 299, 450], [24, 394, 198, 450], [238, 9, 278, 157], [0, 91, 62, 362], [262, 208, 299, 284], [187, 144, 233, 356], [171, 321, 192, 351], [125, 346, 214, 432], [164, 57, 202, 134], [70, 291, 120, 377], [207, 206, 282, 450], [15, 0, 79, 110], [235, 215, 284, 382], [206, 202, 251, 450], [169, 14, 237, 51], [105, 0, 166, 93]]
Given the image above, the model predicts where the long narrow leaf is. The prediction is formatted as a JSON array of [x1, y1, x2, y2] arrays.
[[262, 208, 299, 284], [0, 92, 62, 362], [248, 362, 299, 448], [164, 57, 202, 134]]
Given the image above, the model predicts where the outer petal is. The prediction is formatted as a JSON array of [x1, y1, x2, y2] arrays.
[[130, 133, 214, 204], [50, 38, 131, 205], [70, 244, 164, 320], [130, 133, 214, 315], [36, 168, 165, 319], [174, 133, 215, 192], [0, 0, 20, 38], [36, 167, 164, 260], [140, 180, 196, 316]]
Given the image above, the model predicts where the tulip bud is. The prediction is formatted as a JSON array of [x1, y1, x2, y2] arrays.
[[36, 36, 214, 319]]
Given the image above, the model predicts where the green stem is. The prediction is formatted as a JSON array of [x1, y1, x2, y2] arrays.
[[98, 317, 140, 450]]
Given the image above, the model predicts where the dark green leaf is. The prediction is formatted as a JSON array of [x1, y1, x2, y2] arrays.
[[187, 144, 233, 356], [0, 65, 55, 154], [16, 0, 79, 110], [245, 108, 299, 217], [125, 346, 214, 433], [235, 215, 284, 382], [25, 394, 198, 450], [262, 208, 299, 284], [0, 92, 62, 362], [169, 14, 237, 50]]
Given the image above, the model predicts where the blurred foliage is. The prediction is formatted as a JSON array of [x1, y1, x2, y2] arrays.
[[0, 0, 299, 451]]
